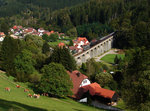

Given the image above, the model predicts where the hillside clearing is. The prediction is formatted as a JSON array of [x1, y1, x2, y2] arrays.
[[100, 54, 125, 64], [0, 73, 104, 111]]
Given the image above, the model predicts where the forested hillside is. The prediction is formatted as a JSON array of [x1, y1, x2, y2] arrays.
[[0, 0, 149, 42], [0, 0, 87, 17]]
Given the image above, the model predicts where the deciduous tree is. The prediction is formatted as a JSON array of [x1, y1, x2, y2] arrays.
[[39, 62, 73, 97]]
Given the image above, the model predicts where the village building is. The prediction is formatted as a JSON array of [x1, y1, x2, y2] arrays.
[[69, 37, 90, 54], [58, 42, 65, 48], [67, 70, 91, 99], [0, 32, 5, 42], [67, 70, 118, 106]]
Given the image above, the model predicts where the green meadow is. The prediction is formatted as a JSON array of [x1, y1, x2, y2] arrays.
[[101, 54, 125, 64], [0, 73, 104, 111]]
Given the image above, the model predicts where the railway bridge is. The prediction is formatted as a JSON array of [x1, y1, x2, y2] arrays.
[[73, 32, 115, 66]]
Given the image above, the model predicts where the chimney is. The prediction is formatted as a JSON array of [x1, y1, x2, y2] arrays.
[[76, 72, 80, 77]]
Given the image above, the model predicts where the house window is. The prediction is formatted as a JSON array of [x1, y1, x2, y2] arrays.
[[83, 80, 87, 84]]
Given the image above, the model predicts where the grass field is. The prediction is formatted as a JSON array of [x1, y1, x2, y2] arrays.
[[100, 54, 125, 64], [48, 40, 70, 46], [0, 73, 104, 111]]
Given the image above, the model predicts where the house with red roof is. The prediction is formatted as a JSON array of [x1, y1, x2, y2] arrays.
[[78, 83, 118, 104], [67, 70, 91, 99], [73, 37, 89, 47], [0, 32, 5, 42], [58, 42, 65, 48], [67, 70, 118, 106], [70, 37, 90, 54]]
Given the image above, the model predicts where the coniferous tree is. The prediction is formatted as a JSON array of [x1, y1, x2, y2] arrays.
[[42, 42, 50, 55], [50, 47, 76, 71], [0, 36, 24, 76], [122, 47, 150, 110]]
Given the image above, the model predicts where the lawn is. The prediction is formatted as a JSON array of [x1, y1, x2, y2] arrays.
[[48, 40, 70, 46], [100, 54, 125, 64], [0, 73, 104, 111]]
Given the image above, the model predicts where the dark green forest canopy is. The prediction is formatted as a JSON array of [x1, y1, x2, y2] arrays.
[[0, 0, 149, 46], [0, 0, 88, 17]]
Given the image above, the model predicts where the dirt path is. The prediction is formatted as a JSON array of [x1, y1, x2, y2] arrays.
[[94, 49, 118, 62]]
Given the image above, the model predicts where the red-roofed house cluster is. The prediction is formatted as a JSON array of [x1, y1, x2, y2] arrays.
[[0, 32, 5, 42], [67, 70, 118, 106], [10, 25, 65, 39], [69, 37, 90, 54]]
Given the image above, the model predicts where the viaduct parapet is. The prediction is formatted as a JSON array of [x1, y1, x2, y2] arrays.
[[73, 32, 115, 66]]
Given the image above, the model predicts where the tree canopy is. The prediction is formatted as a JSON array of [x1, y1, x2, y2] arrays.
[[49, 47, 76, 71], [39, 62, 73, 97], [122, 47, 150, 110]]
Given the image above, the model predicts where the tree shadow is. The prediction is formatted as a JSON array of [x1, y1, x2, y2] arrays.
[[0, 98, 47, 111]]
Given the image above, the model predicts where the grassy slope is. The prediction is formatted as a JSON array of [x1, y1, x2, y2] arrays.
[[101, 54, 125, 64], [0, 73, 104, 111]]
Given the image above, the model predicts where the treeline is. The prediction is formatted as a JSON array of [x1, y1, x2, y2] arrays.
[[0, 0, 87, 17]]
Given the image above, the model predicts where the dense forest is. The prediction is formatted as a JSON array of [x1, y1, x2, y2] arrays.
[[1, 0, 149, 42], [0, 0, 87, 17]]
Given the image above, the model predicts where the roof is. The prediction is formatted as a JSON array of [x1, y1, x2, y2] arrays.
[[69, 46, 77, 50], [50, 30, 54, 33], [95, 88, 115, 99], [13, 25, 17, 30], [58, 42, 65, 48], [67, 70, 88, 98], [77, 37, 88, 41], [79, 83, 115, 99], [0, 32, 5, 35]]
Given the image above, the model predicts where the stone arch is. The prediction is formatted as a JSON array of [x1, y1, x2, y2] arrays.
[[90, 50, 94, 58], [76, 56, 82, 66], [94, 47, 97, 57], [82, 54, 86, 63]]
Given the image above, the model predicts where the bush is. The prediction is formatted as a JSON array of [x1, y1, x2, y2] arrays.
[[29, 73, 41, 83], [95, 72, 113, 87]]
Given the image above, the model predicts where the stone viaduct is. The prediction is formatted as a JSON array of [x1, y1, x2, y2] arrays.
[[73, 32, 115, 66]]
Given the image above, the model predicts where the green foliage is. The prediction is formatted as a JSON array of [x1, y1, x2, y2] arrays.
[[0, 36, 25, 76], [81, 63, 87, 73], [14, 49, 36, 82], [101, 54, 125, 64], [111, 0, 150, 49], [85, 59, 101, 76], [29, 73, 41, 83], [25, 35, 44, 54], [0, 20, 9, 35], [122, 47, 150, 110], [42, 42, 50, 55], [42, 33, 58, 42], [39, 62, 73, 97], [95, 72, 113, 87], [77, 23, 113, 41], [50, 47, 76, 71], [49, 33, 58, 42], [42, 34, 49, 42], [66, 27, 77, 37], [69, 40, 73, 46]]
